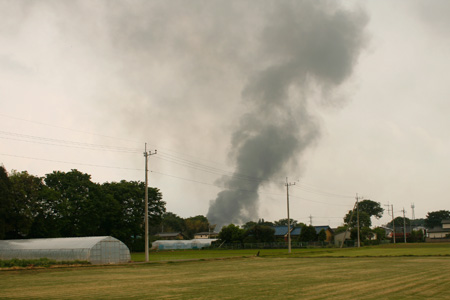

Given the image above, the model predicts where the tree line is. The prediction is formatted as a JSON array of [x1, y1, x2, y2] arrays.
[[2, 166, 448, 249], [0, 166, 165, 251], [217, 219, 327, 244]]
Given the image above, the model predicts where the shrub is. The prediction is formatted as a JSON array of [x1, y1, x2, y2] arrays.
[[0, 258, 90, 268]]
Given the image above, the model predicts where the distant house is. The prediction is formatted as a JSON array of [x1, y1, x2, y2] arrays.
[[154, 232, 185, 240], [385, 226, 411, 240], [334, 231, 351, 246], [273, 225, 334, 242], [427, 220, 450, 240], [273, 226, 295, 241], [314, 226, 334, 242], [194, 232, 219, 239]]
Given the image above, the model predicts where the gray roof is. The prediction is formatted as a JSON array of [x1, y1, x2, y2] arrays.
[[273, 225, 332, 236], [155, 232, 183, 237]]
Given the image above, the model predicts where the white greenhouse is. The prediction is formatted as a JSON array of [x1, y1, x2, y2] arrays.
[[0, 236, 130, 264], [151, 239, 217, 250]]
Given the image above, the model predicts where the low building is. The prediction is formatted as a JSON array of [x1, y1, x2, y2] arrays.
[[194, 232, 219, 239], [427, 220, 450, 240], [334, 231, 351, 247], [273, 225, 334, 242], [0, 236, 130, 264], [151, 239, 217, 250], [154, 232, 185, 240]]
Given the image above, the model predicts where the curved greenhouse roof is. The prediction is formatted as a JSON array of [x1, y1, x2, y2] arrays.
[[0, 236, 130, 264], [151, 239, 217, 250]]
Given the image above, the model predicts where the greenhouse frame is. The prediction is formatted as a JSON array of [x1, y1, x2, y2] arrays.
[[0, 236, 130, 264], [151, 238, 217, 250]]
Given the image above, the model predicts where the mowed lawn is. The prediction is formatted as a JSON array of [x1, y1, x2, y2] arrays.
[[131, 243, 450, 261], [1, 244, 450, 299]]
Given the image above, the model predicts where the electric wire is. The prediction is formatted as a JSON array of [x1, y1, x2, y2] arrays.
[[0, 153, 142, 171], [1, 152, 353, 207]]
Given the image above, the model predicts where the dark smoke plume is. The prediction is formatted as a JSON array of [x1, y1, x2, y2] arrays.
[[207, 2, 368, 227]]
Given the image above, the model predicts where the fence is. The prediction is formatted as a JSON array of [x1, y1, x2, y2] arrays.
[[210, 241, 335, 250]]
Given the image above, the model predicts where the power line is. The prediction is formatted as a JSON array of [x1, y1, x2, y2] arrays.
[[1, 116, 357, 200], [0, 153, 142, 171], [0, 113, 143, 144], [291, 183, 354, 198], [0, 130, 141, 153]]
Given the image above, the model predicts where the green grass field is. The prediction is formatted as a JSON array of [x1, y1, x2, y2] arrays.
[[131, 243, 450, 261], [1, 244, 450, 299]]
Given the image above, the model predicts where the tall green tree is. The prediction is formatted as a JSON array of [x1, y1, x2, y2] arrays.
[[218, 224, 244, 243], [242, 221, 258, 231], [425, 210, 450, 228], [244, 225, 275, 243], [257, 218, 274, 227], [344, 200, 384, 228], [8, 170, 46, 238], [387, 216, 410, 228], [274, 218, 298, 227], [102, 180, 165, 248], [299, 225, 317, 242], [0, 166, 13, 239], [159, 212, 185, 233], [184, 215, 209, 239], [317, 229, 327, 242], [44, 169, 102, 237]]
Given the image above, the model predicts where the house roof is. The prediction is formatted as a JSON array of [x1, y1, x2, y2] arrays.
[[194, 232, 219, 235], [155, 232, 183, 237], [314, 226, 333, 234], [273, 225, 332, 236]]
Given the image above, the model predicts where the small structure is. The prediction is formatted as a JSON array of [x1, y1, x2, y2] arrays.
[[273, 226, 295, 241], [314, 226, 334, 242], [334, 231, 351, 247], [274, 225, 334, 242], [154, 232, 185, 240], [427, 220, 450, 241], [0, 236, 130, 264], [194, 232, 219, 239], [151, 239, 217, 250]]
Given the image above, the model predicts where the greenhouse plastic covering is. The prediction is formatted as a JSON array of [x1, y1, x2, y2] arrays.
[[0, 236, 130, 264], [151, 239, 217, 250]]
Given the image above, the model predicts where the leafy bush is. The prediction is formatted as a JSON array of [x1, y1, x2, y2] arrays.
[[0, 258, 90, 268]]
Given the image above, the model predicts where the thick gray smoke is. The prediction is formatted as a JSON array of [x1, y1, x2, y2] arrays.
[[207, 2, 368, 227], [2, 1, 367, 225]]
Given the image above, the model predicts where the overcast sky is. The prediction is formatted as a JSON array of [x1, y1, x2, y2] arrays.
[[1, 0, 449, 228]]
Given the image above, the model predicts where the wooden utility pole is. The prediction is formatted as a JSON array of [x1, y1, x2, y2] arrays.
[[356, 194, 361, 248], [392, 204, 396, 244], [285, 178, 295, 254], [144, 143, 157, 262], [402, 208, 407, 243]]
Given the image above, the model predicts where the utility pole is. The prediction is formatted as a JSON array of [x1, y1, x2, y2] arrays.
[[285, 178, 295, 254], [356, 193, 361, 248], [392, 204, 396, 244], [411, 203, 415, 233], [144, 143, 157, 262], [385, 203, 395, 244], [402, 208, 407, 243], [309, 215, 313, 226]]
